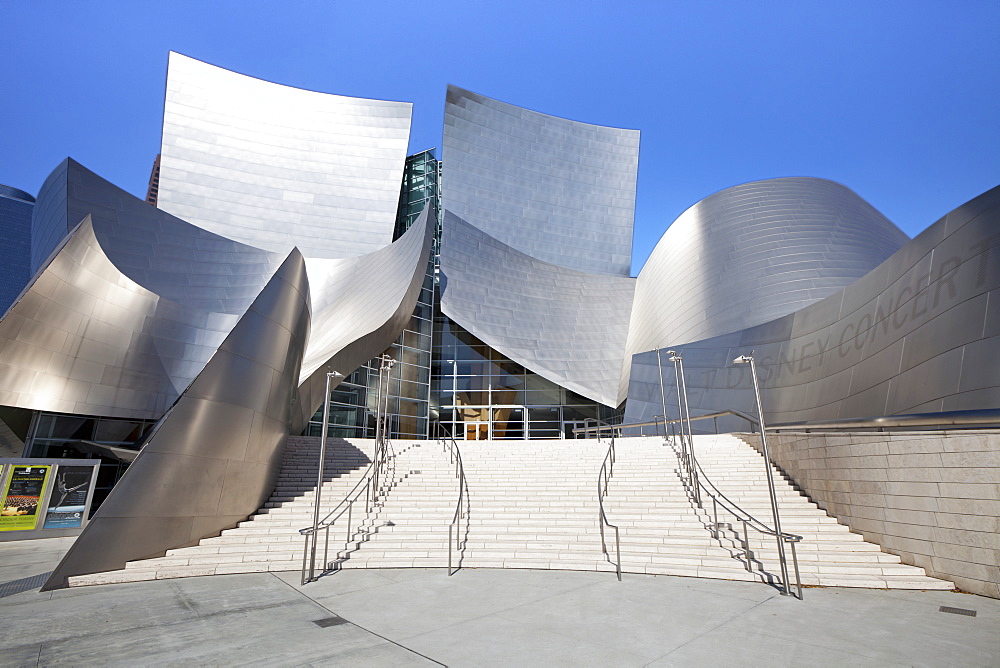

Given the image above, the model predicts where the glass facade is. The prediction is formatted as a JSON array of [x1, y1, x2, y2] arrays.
[[306, 150, 439, 440], [431, 318, 615, 440], [25, 412, 156, 513], [308, 147, 618, 441], [0, 185, 34, 316]]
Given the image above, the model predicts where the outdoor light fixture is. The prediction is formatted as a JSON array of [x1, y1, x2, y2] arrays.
[[732, 352, 792, 595], [664, 350, 699, 504]]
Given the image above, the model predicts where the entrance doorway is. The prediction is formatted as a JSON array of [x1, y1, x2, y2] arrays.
[[464, 422, 489, 440]]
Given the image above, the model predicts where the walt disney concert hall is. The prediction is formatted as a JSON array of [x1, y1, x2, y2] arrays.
[[1, 53, 997, 598]]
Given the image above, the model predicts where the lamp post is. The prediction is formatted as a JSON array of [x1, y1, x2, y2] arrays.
[[733, 353, 790, 595], [373, 354, 396, 493], [655, 348, 668, 442], [309, 369, 343, 581], [668, 351, 699, 506]]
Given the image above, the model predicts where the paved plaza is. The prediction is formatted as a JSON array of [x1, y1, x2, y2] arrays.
[[0, 538, 997, 666]]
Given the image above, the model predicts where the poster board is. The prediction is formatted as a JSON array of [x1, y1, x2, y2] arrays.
[[0, 465, 51, 531], [0, 459, 100, 540]]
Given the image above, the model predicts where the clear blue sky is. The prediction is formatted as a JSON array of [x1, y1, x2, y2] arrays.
[[2, 1, 998, 274]]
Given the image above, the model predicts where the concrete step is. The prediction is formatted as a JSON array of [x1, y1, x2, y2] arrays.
[[68, 434, 954, 594]]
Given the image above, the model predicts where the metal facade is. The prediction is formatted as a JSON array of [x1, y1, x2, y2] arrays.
[[439, 210, 634, 407], [1, 52, 994, 583], [619, 178, 910, 402], [45, 249, 312, 588], [624, 186, 1000, 427], [157, 52, 412, 259], [442, 86, 639, 276], [0, 160, 285, 419], [295, 205, 434, 432]]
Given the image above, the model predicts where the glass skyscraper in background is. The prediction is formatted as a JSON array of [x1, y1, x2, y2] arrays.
[[0, 184, 34, 316]]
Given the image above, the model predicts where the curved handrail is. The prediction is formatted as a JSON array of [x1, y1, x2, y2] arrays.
[[436, 424, 469, 575], [574, 409, 760, 438], [299, 438, 396, 584], [594, 419, 622, 581], [664, 425, 803, 599], [692, 449, 801, 542], [304, 458, 377, 533]]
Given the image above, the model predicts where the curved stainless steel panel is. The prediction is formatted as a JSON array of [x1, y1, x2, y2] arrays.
[[624, 185, 1000, 427], [619, 178, 909, 402], [30, 159, 69, 273], [157, 52, 412, 259], [0, 160, 285, 419], [44, 248, 311, 588], [443, 85, 639, 276], [440, 210, 634, 407], [295, 204, 434, 430]]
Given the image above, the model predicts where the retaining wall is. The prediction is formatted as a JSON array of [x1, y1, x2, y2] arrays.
[[736, 430, 1000, 598]]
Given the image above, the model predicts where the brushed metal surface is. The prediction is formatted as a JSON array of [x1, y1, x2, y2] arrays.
[[442, 85, 639, 276], [624, 185, 1000, 429], [439, 209, 634, 407], [620, 178, 910, 403], [157, 52, 412, 260], [295, 204, 434, 431], [0, 160, 285, 419], [44, 248, 311, 588]]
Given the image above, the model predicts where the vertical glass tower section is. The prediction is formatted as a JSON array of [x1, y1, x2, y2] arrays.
[[307, 150, 439, 439], [0, 184, 35, 316], [307, 148, 614, 441]]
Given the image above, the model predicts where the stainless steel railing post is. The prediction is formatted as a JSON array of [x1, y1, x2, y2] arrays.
[[712, 497, 718, 540], [742, 519, 751, 572], [308, 369, 342, 583], [788, 538, 803, 599], [676, 354, 700, 507]]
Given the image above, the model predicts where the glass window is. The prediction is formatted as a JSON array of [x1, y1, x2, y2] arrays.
[[36, 414, 95, 440], [95, 419, 150, 444]]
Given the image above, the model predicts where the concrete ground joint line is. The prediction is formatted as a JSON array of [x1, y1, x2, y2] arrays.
[[268, 572, 445, 666], [167, 580, 200, 617], [647, 593, 776, 663]]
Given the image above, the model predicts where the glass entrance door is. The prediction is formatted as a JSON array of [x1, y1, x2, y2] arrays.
[[464, 422, 489, 440]]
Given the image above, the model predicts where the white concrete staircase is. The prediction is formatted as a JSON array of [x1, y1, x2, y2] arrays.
[[67, 433, 952, 592], [607, 436, 952, 589]]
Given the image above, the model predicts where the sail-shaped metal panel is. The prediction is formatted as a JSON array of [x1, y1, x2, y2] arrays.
[[443, 85, 639, 276], [157, 52, 412, 259], [440, 210, 634, 407]]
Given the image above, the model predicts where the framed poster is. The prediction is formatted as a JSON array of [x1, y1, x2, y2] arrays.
[[0, 465, 52, 531], [42, 465, 96, 529]]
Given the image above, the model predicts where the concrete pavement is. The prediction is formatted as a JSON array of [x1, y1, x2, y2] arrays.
[[1, 539, 997, 666]]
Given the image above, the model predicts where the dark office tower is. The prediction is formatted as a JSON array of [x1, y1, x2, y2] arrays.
[[145, 154, 161, 206], [0, 184, 35, 316]]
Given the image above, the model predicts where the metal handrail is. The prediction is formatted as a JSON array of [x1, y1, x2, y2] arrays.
[[664, 422, 803, 599], [574, 409, 761, 438], [577, 408, 1000, 436], [592, 418, 622, 580], [768, 408, 1000, 432], [299, 438, 396, 584], [300, 356, 398, 584], [435, 423, 469, 575]]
